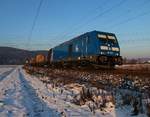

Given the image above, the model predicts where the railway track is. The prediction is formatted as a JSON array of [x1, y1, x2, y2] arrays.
[[44, 65, 150, 77], [24, 65, 150, 94]]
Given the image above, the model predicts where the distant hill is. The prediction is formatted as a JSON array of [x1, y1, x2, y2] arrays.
[[0, 47, 48, 65]]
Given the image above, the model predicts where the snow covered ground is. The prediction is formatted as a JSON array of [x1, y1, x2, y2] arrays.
[[0, 66, 148, 117], [0, 66, 60, 117]]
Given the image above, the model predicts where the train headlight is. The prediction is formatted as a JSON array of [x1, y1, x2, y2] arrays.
[[78, 57, 81, 60], [90, 56, 93, 59], [112, 47, 119, 51], [100, 46, 108, 50]]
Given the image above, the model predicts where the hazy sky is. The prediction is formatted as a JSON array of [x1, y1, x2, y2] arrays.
[[0, 0, 150, 58]]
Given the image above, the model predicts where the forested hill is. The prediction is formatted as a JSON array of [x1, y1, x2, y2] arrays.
[[0, 47, 48, 65]]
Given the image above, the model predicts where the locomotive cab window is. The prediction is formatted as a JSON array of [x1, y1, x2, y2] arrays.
[[97, 34, 107, 39], [107, 35, 116, 43], [97, 34, 108, 44], [107, 35, 116, 40]]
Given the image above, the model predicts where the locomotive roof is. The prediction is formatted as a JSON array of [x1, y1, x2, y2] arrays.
[[53, 30, 116, 48]]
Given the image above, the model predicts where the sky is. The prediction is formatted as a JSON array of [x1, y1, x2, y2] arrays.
[[0, 0, 150, 58]]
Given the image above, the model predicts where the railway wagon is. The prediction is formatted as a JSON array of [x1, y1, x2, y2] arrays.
[[35, 54, 46, 66], [27, 54, 46, 66], [35, 54, 46, 63], [48, 30, 122, 67]]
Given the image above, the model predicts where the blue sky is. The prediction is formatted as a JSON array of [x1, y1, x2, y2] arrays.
[[0, 0, 150, 58]]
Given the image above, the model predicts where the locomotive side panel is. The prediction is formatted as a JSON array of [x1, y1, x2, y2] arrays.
[[52, 34, 83, 62]]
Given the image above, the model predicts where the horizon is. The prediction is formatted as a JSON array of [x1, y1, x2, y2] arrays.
[[1, 46, 150, 59]]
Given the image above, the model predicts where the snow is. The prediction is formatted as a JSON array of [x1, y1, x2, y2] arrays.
[[0, 66, 60, 117], [0, 66, 148, 117]]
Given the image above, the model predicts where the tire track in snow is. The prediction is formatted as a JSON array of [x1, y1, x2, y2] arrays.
[[0, 69, 15, 82], [0, 67, 26, 117], [18, 69, 60, 117]]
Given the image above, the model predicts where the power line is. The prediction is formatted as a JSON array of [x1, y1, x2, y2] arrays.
[[116, 31, 150, 36], [101, 0, 150, 28], [69, 0, 150, 37], [54, 0, 108, 39], [58, 0, 126, 39], [58, 0, 150, 41], [105, 9, 150, 31], [27, 0, 44, 49], [103, 0, 150, 31]]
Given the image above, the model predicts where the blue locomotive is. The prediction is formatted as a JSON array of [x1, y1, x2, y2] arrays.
[[48, 30, 122, 67]]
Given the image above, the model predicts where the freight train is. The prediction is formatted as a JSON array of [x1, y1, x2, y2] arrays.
[[28, 30, 122, 68], [48, 30, 122, 68]]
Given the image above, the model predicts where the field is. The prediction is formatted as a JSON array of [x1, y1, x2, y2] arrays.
[[0, 64, 150, 117]]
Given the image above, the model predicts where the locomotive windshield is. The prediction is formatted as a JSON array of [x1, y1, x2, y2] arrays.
[[107, 35, 116, 40], [107, 35, 116, 43], [97, 34, 116, 43], [97, 34, 107, 39]]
